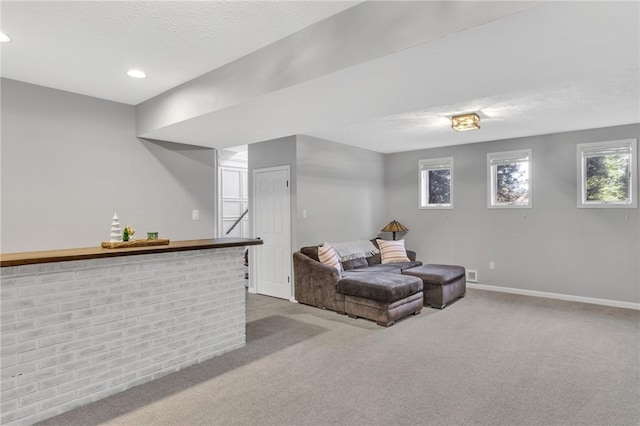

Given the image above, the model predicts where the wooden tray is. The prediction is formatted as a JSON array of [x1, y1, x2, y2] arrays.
[[101, 239, 170, 249]]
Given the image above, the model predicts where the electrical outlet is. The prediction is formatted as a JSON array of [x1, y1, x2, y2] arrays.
[[192, 209, 199, 220], [489, 261, 495, 270]]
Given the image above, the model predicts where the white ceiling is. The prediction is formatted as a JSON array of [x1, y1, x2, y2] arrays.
[[1, 1, 639, 153], [0, 0, 359, 104]]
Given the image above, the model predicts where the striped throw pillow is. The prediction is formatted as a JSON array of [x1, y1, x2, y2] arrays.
[[377, 239, 410, 264], [318, 243, 343, 274]]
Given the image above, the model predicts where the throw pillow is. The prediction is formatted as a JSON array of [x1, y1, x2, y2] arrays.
[[318, 243, 343, 274], [377, 239, 410, 264]]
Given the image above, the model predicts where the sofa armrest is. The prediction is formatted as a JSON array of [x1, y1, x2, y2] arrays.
[[293, 252, 340, 311], [406, 250, 417, 261]]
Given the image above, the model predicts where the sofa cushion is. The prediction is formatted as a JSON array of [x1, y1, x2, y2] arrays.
[[403, 264, 466, 284], [345, 264, 402, 274], [377, 239, 410, 264], [300, 246, 319, 262], [318, 243, 342, 274], [341, 257, 369, 271], [337, 273, 423, 303]]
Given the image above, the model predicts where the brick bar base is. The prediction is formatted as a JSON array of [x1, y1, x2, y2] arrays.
[[0, 247, 246, 425]]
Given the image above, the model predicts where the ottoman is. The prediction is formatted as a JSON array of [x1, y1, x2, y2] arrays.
[[402, 264, 466, 309], [335, 272, 423, 326]]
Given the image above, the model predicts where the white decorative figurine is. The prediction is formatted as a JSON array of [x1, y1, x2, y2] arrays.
[[109, 212, 122, 242]]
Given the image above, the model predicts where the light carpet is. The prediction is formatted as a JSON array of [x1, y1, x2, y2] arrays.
[[38, 289, 640, 426]]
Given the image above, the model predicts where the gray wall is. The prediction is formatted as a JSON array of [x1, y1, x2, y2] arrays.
[[296, 135, 385, 247], [247, 134, 386, 250], [386, 124, 640, 304], [1, 79, 216, 252]]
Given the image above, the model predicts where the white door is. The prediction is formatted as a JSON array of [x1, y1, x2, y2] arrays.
[[253, 166, 291, 300]]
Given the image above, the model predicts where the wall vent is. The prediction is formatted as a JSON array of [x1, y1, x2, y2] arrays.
[[466, 269, 478, 283]]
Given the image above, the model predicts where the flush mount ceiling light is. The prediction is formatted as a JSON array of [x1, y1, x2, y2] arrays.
[[127, 69, 146, 79], [451, 112, 480, 131], [0, 33, 11, 42]]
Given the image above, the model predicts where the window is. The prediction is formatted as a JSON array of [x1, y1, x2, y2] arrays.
[[577, 139, 637, 208], [419, 157, 453, 209], [488, 149, 531, 208]]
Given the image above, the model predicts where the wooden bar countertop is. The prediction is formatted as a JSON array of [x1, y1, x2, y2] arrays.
[[0, 238, 263, 267]]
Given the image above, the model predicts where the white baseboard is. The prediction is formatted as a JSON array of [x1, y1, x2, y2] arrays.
[[467, 283, 640, 311]]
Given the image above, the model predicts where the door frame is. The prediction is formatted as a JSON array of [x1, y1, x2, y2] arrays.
[[249, 165, 292, 300]]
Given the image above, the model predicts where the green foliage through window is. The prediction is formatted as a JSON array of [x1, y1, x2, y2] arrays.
[[585, 154, 630, 202]]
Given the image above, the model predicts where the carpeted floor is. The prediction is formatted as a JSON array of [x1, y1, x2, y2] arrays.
[[38, 289, 640, 426]]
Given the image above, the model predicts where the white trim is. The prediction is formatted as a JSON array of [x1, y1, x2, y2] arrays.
[[467, 283, 640, 310]]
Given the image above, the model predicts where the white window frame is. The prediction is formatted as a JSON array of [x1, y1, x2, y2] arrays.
[[419, 157, 453, 209], [577, 138, 637, 208], [487, 149, 532, 209]]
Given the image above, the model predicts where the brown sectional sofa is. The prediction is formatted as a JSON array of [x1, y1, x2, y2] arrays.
[[293, 243, 424, 326]]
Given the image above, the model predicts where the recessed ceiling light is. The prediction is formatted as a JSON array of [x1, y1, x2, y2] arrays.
[[127, 69, 146, 79], [0, 33, 11, 43]]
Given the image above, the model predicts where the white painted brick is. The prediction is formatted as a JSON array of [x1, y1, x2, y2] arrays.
[[57, 318, 92, 333], [37, 291, 75, 306], [0, 266, 16, 277], [58, 358, 91, 373], [18, 347, 56, 364], [39, 272, 75, 284], [59, 299, 91, 312], [108, 300, 137, 312], [1, 287, 17, 299], [92, 366, 122, 383], [57, 376, 92, 393], [108, 318, 137, 331], [1, 276, 36, 287], [17, 407, 61, 426], [1, 311, 18, 323], [77, 287, 109, 299], [1, 247, 247, 424], [39, 371, 75, 390], [76, 362, 107, 378], [57, 395, 93, 415], [92, 312, 124, 326], [0, 376, 18, 392], [0, 402, 39, 424], [1, 298, 36, 312], [77, 344, 107, 359], [0, 400, 18, 416], [76, 381, 108, 399], [1, 340, 37, 357], [74, 305, 108, 319], [107, 354, 137, 369], [35, 312, 74, 327], [58, 338, 92, 354], [19, 305, 57, 320], [39, 332, 74, 348], [1, 333, 18, 347], [77, 324, 107, 339], [107, 371, 136, 387], [38, 352, 75, 370], [1, 382, 38, 402], [57, 279, 90, 291], [92, 348, 123, 364], [17, 366, 57, 386], [19, 386, 57, 407]]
